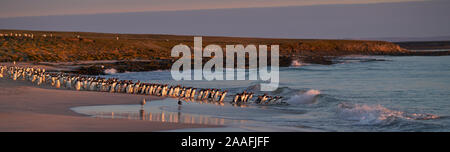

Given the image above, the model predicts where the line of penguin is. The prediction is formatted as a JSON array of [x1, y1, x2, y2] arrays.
[[0, 65, 284, 105]]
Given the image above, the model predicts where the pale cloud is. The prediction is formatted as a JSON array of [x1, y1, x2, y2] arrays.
[[0, 0, 426, 18]]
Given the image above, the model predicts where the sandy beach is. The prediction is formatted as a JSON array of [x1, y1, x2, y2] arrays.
[[0, 78, 219, 132]]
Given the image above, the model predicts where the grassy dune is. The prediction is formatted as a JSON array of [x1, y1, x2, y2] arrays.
[[0, 29, 408, 63]]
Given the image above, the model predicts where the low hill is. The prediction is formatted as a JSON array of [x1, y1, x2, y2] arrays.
[[1, 29, 409, 63]]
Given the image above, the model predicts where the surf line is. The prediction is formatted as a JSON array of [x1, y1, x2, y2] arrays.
[[170, 37, 279, 91]]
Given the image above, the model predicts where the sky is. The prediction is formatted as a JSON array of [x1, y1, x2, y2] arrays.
[[0, 0, 424, 18], [0, 0, 449, 41]]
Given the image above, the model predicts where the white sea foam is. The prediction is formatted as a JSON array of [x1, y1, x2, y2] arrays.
[[286, 89, 321, 104], [104, 68, 117, 74], [291, 60, 305, 67], [337, 103, 439, 125]]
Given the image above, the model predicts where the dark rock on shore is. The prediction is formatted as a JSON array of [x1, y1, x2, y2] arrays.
[[395, 41, 450, 50], [394, 50, 450, 56], [69, 60, 174, 75], [299, 56, 333, 65], [72, 66, 105, 75]]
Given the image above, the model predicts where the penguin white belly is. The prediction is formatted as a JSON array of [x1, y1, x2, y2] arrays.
[[66, 80, 72, 89], [55, 79, 61, 88], [75, 81, 81, 91], [110, 83, 116, 93]]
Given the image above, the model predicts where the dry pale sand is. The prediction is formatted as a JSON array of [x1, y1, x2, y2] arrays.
[[0, 79, 220, 132]]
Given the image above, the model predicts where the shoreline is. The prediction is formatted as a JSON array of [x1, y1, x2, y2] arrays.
[[0, 78, 221, 132], [3, 50, 450, 75]]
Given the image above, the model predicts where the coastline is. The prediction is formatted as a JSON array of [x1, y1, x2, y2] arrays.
[[0, 78, 221, 132]]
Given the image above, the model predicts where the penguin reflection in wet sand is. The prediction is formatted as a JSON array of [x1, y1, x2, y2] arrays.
[[141, 98, 146, 108]]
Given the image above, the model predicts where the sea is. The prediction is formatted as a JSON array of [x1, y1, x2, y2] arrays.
[[72, 52, 450, 132]]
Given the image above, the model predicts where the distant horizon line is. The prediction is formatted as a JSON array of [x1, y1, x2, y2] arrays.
[[1, 28, 449, 42]]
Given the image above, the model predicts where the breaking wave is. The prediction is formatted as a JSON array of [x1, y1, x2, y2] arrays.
[[104, 68, 117, 74], [337, 103, 440, 125], [291, 60, 307, 67], [285, 89, 321, 104], [244, 84, 321, 104]]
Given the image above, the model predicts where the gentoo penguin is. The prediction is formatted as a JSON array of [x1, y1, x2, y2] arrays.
[[274, 96, 283, 103], [261, 95, 269, 104], [0, 68, 4, 78], [207, 89, 213, 100], [0, 66, 4, 75], [179, 88, 186, 98], [197, 90, 204, 100], [145, 85, 151, 95], [149, 85, 155, 95], [59, 77, 65, 88], [75, 80, 82, 91], [203, 89, 210, 100], [100, 82, 107, 92], [55, 77, 61, 88], [233, 94, 240, 103], [190, 88, 196, 99], [126, 83, 133, 94], [154, 85, 161, 96], [120, 83, 127, 93], [140, 85, 147, 94], [66, 77, 72, 89], [37, 75, 43, 85], [31, 74, 37, 82], [178, 98, 182, 105], [213, 90, 220, 101], [218, 91, 227, 102], [173, 86, 180, 97], [255, 96, 262, 104], [184, 88, 191, 98], [240, 91, 247, 102], [83, 79, 89, 91], [133, 82, 140, 94], [161, 85, 168, 96], [245, 93, 254, 102], [12, 71, 18, 80], [110, 82, 117, 93], [151, 85, 157, 95], [89, 81, 97, 91], [168, 87, 174, 96]]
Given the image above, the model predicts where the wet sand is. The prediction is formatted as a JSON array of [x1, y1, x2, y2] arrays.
[[0, 79, 220, 132]]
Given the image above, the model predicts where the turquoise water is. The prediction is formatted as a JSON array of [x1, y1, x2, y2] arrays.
[[73, 55, 450, 131]]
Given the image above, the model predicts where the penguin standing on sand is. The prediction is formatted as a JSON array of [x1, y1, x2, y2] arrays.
[[110, 81, 117, 93], [261, 94, 269, 104], [218, 91, 227, 102], [126, 83, 133, 94], [55, 77, 61, 88], [178, 98, 182, 105], [190, 88, 196, 99], [255, 95, 262, 104], [197, 90, 204, 100], [245, 93, 254, 102], [168, 87, 174, 96], [75, 80, 82, 91], [233, 94, 240, 103]]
